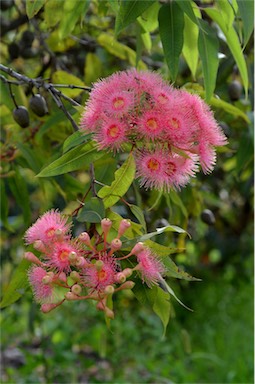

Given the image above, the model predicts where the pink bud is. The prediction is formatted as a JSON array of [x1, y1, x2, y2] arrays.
[[119, 281, 135, 290], [95, 260, 104, 271], [41, 303, 59, 313], [118, 219, 131, 238], [130, 242, 145, 255], [70, 271, 81, 282], [111, 238, 122, 251], [122, 268, 133, 278], [65, 292, 79, 301], [71, 284, 82, 295], [33, 240, 46, 253], [42, 274, 53, 284], [68, 251, 78, 262], [101, 218, 112, 237], [24, 252, 42, 265], [55, 228, 63, 237], [78, 232, 91, 246], [115, 272, 126, 284], [105, 307, 114, 319], [96, 301, 105, 311], [104, 285, 115, 295], [58, 272, 67, 282], [75, 257, 87, 268]]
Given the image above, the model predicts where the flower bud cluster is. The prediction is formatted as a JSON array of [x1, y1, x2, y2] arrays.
[[80, 69, 227, 191], [24, 211, 166, 317]]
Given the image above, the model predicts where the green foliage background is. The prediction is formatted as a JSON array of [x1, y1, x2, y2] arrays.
[[0, 0, 254, 383]]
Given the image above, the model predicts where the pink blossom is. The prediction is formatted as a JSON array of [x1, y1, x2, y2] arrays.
[[24, 210, 71, 246], [45, 241, 80, 272], [94, 116, 127, 151], [85, 257, 117, 292], [137, 111, 164, 140], [28, 266, 54, 303], [136, 248, 165, 287]]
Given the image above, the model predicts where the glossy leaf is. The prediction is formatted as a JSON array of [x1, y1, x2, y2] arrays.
[[63, 132, 91, 154], [77, 197, 105, 223], [115, 0, 155, 35], [158, 276, 193, 311], [158, 2, 184, 81], [182, 11, 200, 79], [52, 71, 86, 98], [58, 0, 90, 39], [204, 6, 249, 97], [26, 0, 46, 19], [237, 0, 254, 47], [176, 0, 199, 26], [0, 259, 30, 309], [198, 19, 219, 102], [129, 204, 147, 232], [37, 142, 105, 177], [98, 154, 136, 209], [97, 33, 147, 69], [137, 2, 160, 33], [16, 143, 43, 174]]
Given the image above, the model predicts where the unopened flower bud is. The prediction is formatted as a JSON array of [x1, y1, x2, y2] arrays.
[[105, 307, 114, 319], [104, 285, 115, 295], [33, 240, 46, 253], [119, 281, 135, 290], [24, 251, 42, 265], [96, 301, 105, 311], [118, 219, 131, 238], [122, 268, 133, 278], [111, 238, 122, 251], [95, 260, 104, 271], [75, 256, 87, 268], [71, 284, 82, 295], [70, 271, 81, 282], [41, 303, 59, 313], [65, 292, 79, 300], [130, 242, 145, 255], [58, 272, 67, 282], [68, 251, 78, 262], [55, 228, 63, 237], [42, 275, 53, 284], [78, 232, 91, 246], [115, 272, 126, 284], [101, 218, 112, 237]]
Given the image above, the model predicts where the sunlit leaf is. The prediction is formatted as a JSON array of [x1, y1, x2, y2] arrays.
[[26, 0, 46, 19], [182, 11, 200, 79], [0, 259, 30, 309], [158, 2, 184, 81], [63, 132, 91, 154], [37, 142, 105, 177], [115, 0, 155, 35], [198, 19, 219, 102], [52, 71, 86, 98], [98, 154, 136, 209], [58, 0, 90, 39]]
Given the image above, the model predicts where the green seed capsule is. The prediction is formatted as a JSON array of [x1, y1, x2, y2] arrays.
[[29, 94, 48, 117], [12, 106, 30, 128]]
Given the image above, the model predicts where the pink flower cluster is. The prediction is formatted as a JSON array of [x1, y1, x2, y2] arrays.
[[80, 69, 227, 191], [24, 210, 165, 317]]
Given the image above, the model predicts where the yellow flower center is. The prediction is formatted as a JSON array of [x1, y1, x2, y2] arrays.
[[59, 250, 69, 261], [146, 118, 158, 131], [98, 269, 107, 281], [169, 117, 180, 129], [113, 97, 125, 109], [147, 158, 160, 171], [107, 125, 120, 138], [45, 227, 55, 238]]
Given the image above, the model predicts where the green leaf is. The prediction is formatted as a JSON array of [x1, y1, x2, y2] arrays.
[[0, 180, 12, 231], [115, 0, 155, 35], [198, 19, 219, 102], [97, 33, 147, 69], [26, 0, 46, 19], [0, 259, 30, 309], [152, 286, 171, 337], [237, 0, 254, 47], [16, 143, 44, 174], [84, 53, 103, 84], [158, 2, 184, 81], [129, 204, 147, 232], [63, 132, 91, 154], [182, 12, 199, 79], [8, 167, 31, 227], [36, 107, 77, 140], [37, 142, 105, 177], [137, 2, 160, 33], [107, 210, 143, 238], [58, 0, 90, 39], [52, 71, 86, 98], [77, 197, 105, 223], [98, 154, 136, 209], [168, 191, 188, 218], [164, 257, 201, 281], [204, 6, 249, 97], [176, 0, 199, 26], [158, 276, 193, 311]]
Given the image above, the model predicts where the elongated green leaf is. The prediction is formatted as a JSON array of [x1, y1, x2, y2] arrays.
[[63, 132, 91, 154], [115, 0, 155, 35], [158, 276, 193, 311], [37, 142, 104, 177], [97, 33, 147, 69], [182, 12, 199, 79], [137, 2, 160, 33], [237, 0, 254, 47], [198, 19, 219, 102], [0, 259, 30, 308], [26, 0, 46, 19], [98, 154, 136, 209], [204, 6, 248, 97], [77, 197, 105, 223], [129, 204, 147, 232], [0, 180, 12, 231], [158, 2, 184, 81], [58, 0, 90, 39], [176, 0, 199, 26], [107, 210, 142, 238], [132, 281, 171, 335], [37, 107, 77, 140], [52, 71, 86, 98], [8, 167, 31, 226]]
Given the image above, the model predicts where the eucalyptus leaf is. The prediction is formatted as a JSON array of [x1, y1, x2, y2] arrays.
[[237, 0, 254, 47], [77, 197, 105, 223], [26, 0, 46, 19]]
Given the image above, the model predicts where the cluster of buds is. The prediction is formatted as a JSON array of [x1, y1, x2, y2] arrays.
[[80, 69, 227, 191], [24, 210, 166, 318]]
